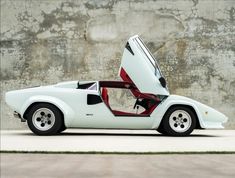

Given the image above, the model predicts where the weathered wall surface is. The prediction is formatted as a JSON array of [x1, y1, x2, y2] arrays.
[[1, 0, 235, 129]]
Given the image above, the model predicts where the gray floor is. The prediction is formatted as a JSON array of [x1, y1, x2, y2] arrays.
[[1, 129, 235, 153], [1, 153, 235, 178]]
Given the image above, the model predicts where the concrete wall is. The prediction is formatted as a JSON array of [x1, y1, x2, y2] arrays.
[[1, 0, 235, 129]]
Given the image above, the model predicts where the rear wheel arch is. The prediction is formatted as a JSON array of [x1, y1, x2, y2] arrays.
[[24, 102, 63, 120], [23, 102, 65, 132]]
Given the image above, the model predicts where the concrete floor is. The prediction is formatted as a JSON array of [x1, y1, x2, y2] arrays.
[[1, 129, 235, 153], [1, 153, 235, 178]]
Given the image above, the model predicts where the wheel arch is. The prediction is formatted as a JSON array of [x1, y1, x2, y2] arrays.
[[158, 104, 202, 129], [20, 95, 75, 127], [23, 102, 64, 120]]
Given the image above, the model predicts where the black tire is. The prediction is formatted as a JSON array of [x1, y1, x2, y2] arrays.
[[57, 124, 66, 134], [161, 106, 196, 136], [26, 103, 63, 136], [156, 126, 168, 135]]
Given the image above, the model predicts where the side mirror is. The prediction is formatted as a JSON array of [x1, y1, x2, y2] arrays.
[[159, 77, 166, 88], [87, 94, 102, 105]]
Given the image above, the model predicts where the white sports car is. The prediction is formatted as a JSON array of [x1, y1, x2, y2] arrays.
[[5, 35, 228, 136]]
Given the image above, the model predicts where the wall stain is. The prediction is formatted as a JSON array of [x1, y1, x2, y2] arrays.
[[229, 7, 235, 22], [84, 0, 116, 10]]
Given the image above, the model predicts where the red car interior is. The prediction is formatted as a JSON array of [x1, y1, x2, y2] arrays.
[[99, 72, 160, 117], [101, 87, 110, 108]]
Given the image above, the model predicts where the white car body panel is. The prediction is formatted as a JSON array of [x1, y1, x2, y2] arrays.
[[150, 95, 228, 129], [5, 85, 228, 129], [5, 35, 228, 131], [119, 35, 169, 96], [5, 82, 154, 129]]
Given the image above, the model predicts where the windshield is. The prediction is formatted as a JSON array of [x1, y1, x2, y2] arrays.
[[133, 37, 163, 79]]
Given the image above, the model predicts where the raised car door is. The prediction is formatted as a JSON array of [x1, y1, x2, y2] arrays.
[[119, 35, 170, 96]]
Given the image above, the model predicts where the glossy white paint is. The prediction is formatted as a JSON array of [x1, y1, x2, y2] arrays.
[[5, 35, 228, 131], [150, 95, 228, 129], [5, 84, 228, 130], [119, 35, 169, 96], [5, 83, 153, 129]]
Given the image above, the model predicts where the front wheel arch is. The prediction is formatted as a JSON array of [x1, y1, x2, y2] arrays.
[[163, 105, 201, 128], [157, 104, 201, 135]]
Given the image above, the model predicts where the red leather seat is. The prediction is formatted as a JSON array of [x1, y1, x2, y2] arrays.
[[101, 88, 110, 108]]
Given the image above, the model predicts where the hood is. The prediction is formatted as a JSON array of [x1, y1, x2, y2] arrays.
[[119, 35, 169, 96]]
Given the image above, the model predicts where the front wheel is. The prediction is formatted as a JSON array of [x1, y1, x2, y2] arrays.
[[26, 103, 63, 135], [161, 106, 196, 136]]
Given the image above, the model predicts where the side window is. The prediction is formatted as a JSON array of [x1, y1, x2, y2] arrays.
[[87, 94, 102, 105], [88, 83, 97, 90]]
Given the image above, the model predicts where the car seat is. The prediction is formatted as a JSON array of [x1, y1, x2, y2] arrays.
[[101, 87, 110, 108]]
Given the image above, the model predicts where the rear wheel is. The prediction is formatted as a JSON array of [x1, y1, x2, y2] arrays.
[[161, 106, 196, 136], [26, 103, 63, 135]]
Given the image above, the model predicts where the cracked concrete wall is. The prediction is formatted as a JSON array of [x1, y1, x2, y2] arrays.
[[1, 0, 235, 129]]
